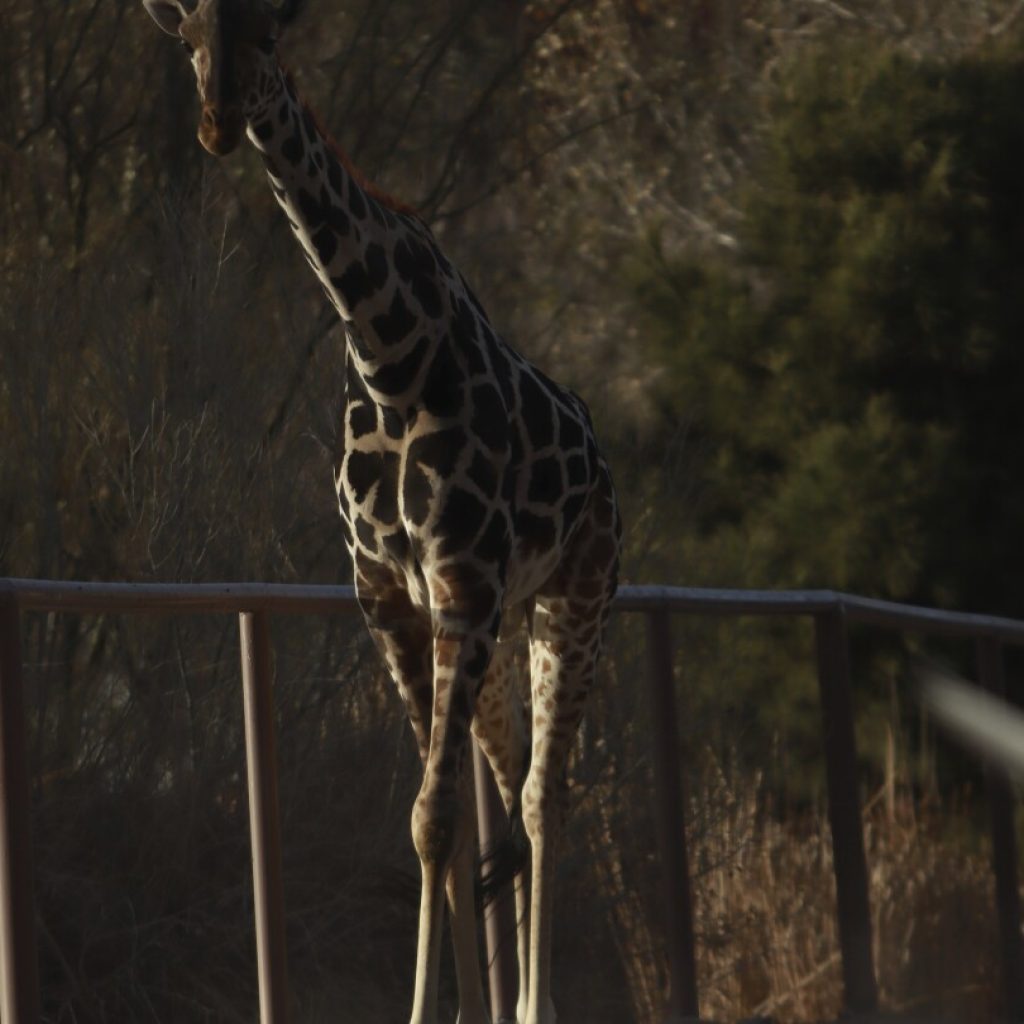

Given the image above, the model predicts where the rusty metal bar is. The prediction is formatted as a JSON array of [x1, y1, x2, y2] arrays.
[[976, 637, 1024, 1020], [645, 609, 699, 1021], [473, 740, 518, 1022], [240, 611, 291, 1024], [814, 608, 878, 1015], [0, 592, 41, 1024]]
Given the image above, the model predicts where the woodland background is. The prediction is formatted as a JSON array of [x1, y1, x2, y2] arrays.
[[2, 0, 1024, 1020]]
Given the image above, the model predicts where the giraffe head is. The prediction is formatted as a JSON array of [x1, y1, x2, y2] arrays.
[[143, 0, 301, 156]]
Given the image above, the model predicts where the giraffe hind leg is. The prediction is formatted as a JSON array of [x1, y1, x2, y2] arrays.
[[409, 601, 502, 1024], [471, 627, 532, 1020], [473, 612, 531, 908], [521, 471, 621, 1024], [448, 770, 490, 1024]]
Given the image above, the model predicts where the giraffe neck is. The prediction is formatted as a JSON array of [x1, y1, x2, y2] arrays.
[[245, 63, 447, 404]]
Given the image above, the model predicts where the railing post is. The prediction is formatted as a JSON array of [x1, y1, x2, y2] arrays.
[[646, 608, 699, 1022], [0, 589, 41, 1019], [473, 739, 519, 1022], [240, 611, 291, 1024], [976, 636, 1024, 1021], [814, 607, 878, 1015], [0, 591, 41, 1024]]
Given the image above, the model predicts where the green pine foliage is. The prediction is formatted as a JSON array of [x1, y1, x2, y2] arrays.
[[635, 38, 1024, 617]]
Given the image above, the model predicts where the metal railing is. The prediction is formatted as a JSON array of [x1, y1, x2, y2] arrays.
[[0, 578, 1021, 1023]]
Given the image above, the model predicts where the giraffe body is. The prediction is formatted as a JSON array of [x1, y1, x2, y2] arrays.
[[144, 4, 621, 1021]]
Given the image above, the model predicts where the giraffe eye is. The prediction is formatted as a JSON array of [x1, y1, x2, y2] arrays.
[[180, 38, 194, 56]]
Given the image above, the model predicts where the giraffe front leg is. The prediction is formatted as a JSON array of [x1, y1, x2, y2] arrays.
[[411, 753, 490, 1024], [353, 560, 458, 1023], [448, 771, 489, 1024], [410, 620, 496, 1024]]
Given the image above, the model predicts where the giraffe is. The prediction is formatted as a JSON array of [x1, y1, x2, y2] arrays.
[[142, 3, 621, 1022]]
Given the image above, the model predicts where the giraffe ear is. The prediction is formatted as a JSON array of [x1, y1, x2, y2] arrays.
[[143, 0, 191, 36]]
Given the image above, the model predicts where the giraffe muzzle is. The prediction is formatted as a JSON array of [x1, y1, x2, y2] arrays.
[[198, 104, 245, 156]]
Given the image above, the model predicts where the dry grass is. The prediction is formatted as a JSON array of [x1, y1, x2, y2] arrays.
[[659, 774, 998, 1023], [21, 613, 1007, 1023], [565, 771, 1001, 1024]]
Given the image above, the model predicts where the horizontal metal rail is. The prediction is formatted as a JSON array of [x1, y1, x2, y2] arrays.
[[0, 577, 1022, 1023], [8, 577, 1024, 643], [0, 579, 360, 615]]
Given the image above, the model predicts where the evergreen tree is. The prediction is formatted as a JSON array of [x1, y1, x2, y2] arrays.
[[637, 38, 1024, 618]]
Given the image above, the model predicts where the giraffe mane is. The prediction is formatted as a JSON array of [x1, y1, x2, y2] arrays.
[[282, 67, 419, 218]]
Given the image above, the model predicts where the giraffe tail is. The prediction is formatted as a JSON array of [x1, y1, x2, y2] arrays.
[[476, 792, 530, 908]]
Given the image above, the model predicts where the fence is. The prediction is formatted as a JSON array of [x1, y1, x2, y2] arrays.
[[0, 577, 1021, 1023]]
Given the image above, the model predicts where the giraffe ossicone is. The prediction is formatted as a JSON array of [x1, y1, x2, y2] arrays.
[[143, 2, 622, 1022]]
